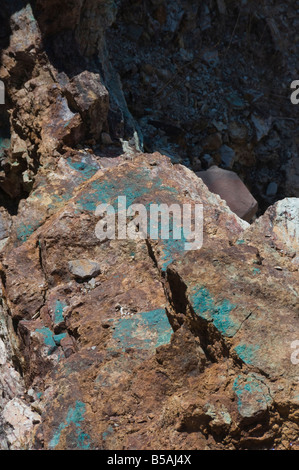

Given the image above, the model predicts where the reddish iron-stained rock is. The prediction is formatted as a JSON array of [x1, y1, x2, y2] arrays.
[[64, 71, 109, 141], [0, 151, 297, 450]]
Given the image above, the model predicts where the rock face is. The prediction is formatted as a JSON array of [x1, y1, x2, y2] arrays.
[[0, 292, 39, 449], [0, 0, 298, 451], [1, 152, 298, 450], [107, 0, 299, 214]]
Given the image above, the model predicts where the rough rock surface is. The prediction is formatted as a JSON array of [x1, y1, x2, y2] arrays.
[[0, 0, 298, 451], [107, 0, 299, 214], [0, 289, 40, 449], [1, 152, 298, 450]]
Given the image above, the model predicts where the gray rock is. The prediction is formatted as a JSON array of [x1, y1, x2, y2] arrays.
[[2, 398, 41, 449], [0, 208, 11, 241], [197, 166, 258, 222], [68, 259, 101, 280], [0, 338, 7, 365]]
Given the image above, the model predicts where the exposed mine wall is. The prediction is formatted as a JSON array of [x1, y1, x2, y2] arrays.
[[107, 0, 299, 213]]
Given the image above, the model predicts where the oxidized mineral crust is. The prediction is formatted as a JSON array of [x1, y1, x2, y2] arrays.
[[0, 0, 298, 451]]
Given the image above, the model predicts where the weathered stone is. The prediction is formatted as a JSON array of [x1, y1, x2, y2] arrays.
[[2, 398, 41, 450], [197, 166, 258, 222], [0, 298, 36, 449], [68, 259, 101, 280], [64, 71, 109, 141], [0, 339, 7, 366], [244, 198, 299, 262], [0, 208, 11, 242]]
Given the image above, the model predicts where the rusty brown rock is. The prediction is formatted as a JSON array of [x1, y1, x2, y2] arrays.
[[64, 71, 109, 141], [0, 150, 297, 450]]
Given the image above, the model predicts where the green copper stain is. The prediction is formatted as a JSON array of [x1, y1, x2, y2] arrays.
[[49, 401, 90, 450], [189, 286, 238, 337]]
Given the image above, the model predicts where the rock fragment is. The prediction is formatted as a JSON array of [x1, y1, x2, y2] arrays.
[[2, 398, 41, 449], [197, 166, 258, 222], [65, 71, 109, 141], [68, 259, 101, 280]]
